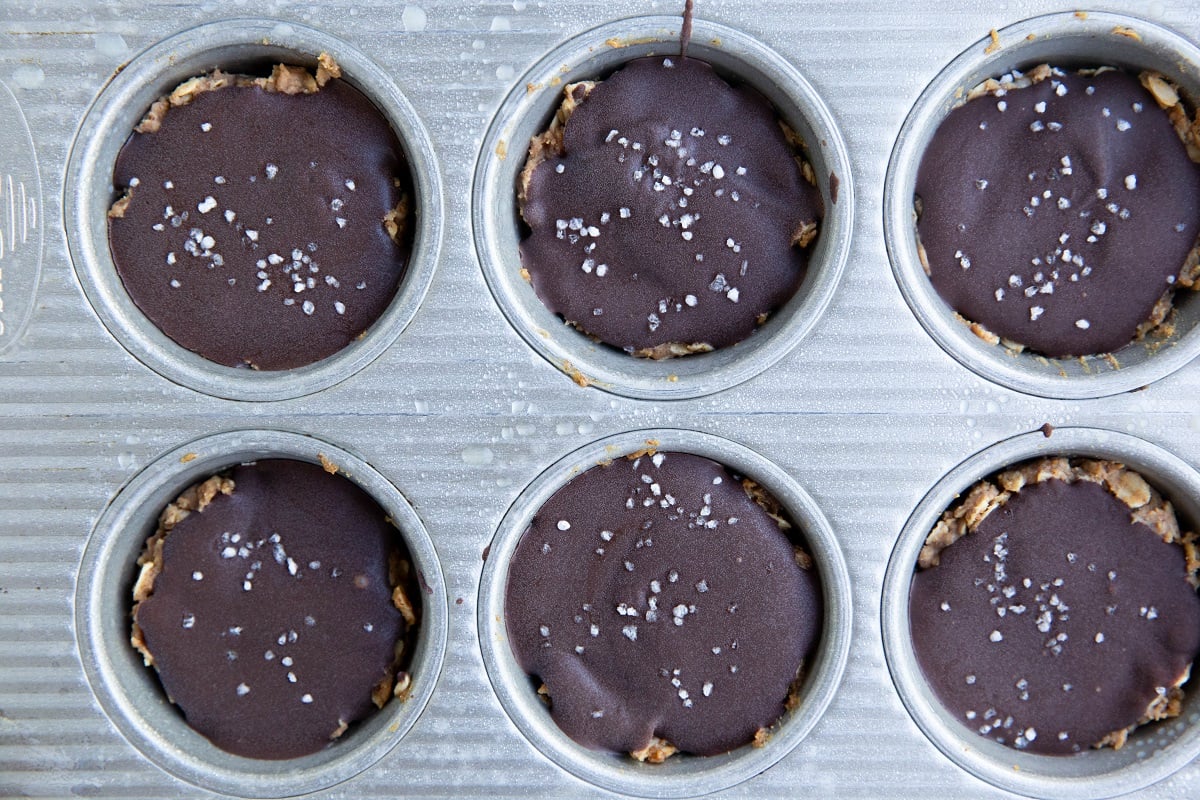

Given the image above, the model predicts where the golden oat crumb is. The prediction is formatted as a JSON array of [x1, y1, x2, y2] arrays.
[[561, 360, 591, 387], [984, 28, 1001, 54], [630, 737, 677, 762]]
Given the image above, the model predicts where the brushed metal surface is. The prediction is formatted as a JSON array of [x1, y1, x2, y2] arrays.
[[1, 1, 1199, 798]]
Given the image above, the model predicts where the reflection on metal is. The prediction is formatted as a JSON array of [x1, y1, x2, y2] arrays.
[[0, 172, 38, 263], [0, 76, 42, 348]]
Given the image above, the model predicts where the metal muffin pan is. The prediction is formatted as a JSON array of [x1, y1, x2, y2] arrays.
[[64, 18, 444, 401], [882, 428, 1200, 800], [74, 429, 448, 797], [1, 1, 1199, 798], [884, 11, 1200, 400], [473, 14, 853, 400], [478, 429, 851, 798]]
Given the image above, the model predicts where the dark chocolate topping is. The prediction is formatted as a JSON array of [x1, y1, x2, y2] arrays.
[[910, 478, 1200, 755], [505, 452, 822, 756], [520, 57, 822, 355], [110, 77, 412, 370], [916, 69, 1200, 357], [134, 460, 410, 760]]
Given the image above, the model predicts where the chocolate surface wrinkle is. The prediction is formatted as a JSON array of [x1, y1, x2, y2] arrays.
[[505, 451, 822, 758], [108, 61, 413, 370], [519, 56, 822, 358]]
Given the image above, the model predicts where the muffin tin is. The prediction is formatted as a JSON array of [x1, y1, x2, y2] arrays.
[[3, 2, 1200, 799]]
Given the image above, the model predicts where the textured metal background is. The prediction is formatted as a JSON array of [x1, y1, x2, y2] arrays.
[[1, 0, 1199, 797]]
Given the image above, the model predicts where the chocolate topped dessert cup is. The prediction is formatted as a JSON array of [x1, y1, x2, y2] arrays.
[[505, 450, 822, 761], [479, 430, 851, 797], [74, 430, 447, 797], [108, 56, 413, 372], [915, 66, 1200, 359], [65, 20, 443, 400], [885, 13, 1200, 398], [518, 55, 822, 360], [883, 428, 1200, 799], [474, 15, 852, 400], [131, 459, 420, 760], [910, 457, 1200, 756]]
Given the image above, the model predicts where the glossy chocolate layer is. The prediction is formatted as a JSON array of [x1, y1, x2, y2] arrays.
[[110, 77, 411, 370], [911, 478, 1200, 754], [916, 69, 1200, 357], [134, 460, 409, 759], [505, 451, 822, 756], [520, 56, 822, 356]]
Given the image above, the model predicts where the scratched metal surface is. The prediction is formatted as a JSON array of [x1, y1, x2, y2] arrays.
[[1, 0, 1199, 798]]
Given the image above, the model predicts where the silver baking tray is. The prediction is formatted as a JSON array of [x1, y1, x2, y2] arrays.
[[2, 1, 1200, 798]]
